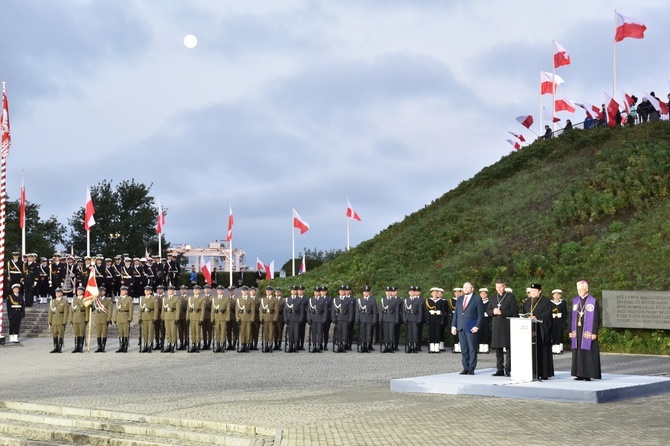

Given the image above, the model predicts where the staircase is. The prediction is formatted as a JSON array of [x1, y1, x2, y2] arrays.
[[0, 401, 279, 446]]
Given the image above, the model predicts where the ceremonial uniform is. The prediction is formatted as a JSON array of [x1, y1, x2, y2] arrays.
[[356, 287, 378, 353], [284, 290, 304, 352], [211, 286, 230, 353], [425, 288, 447, 353], [23, 254, 39, 307], [200, 289, 213, 350], [260, 290, 277, 352], [249, 288, 261, 350], [226, 288, 239, 350], [131, 259, 144, 299], [50, 255, 65, 298], [379, 287, 400, 353], [167, 256, 180, 288], [7, 253, 24, 293], [236, 289, 255, 353], [296, 286, 308, 350], [61, 259, 77, 297], [187, 287, 204, 353], [273, 288, 285, 351], [177, 288, 189, 349], [307, 288, 327, 353], [319, 287, 332, 350], [37, 259, 50, 300], [402, 288, 424, 353], [113, 287, 134, 353], [70, 289, 88, 353], [478, 289, 492, 353], [153, 288, 165, 350], [93, 288, 113, 352], [111, 257, 124, 296], [161, 287, 180, 353], [550, 290, 568, 354], [331, 288, 354, 353], [6, 285, 25, 343], [139, 287, 158, 352], [48, 289, 69, 353]]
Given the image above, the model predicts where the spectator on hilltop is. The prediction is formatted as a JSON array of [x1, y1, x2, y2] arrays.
[[628, 96, 638, 126], [649, 92, 660, 121], [584, 115, 595, 129], [563, 119, 573, 132], [598, 105, 607, 127], [542, 125, 552, 140], [637, 97, 653, 123], [615, 109, 622, 126]]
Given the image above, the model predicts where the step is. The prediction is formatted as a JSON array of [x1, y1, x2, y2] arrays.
[[0, 402, 279, 446]]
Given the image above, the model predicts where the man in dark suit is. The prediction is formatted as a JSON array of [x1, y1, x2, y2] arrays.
[[451, 282, 484, 375]]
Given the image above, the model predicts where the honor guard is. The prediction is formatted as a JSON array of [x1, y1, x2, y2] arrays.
[[139, 286, 158, 353], [284, 285, 304, 353], [450, 287, 462, 353], [356, 285, 378, 353], [61, 256, 77, 297], [225, 286, 239, 350], [103, 258, 114, 294], [7, 283, 25, 343], [94, 255, 106, 292], [426, 287, 447, 354], [236, 286, 255, 353], [153, 285, 165, 349], [161, 285, 180, 352], [319, 286, 332, 350], [307, 286, 327, 353], [550, 289, 568, 354], [211, 285, 230, 353], [200, 285, 214, 350], [7, 252, 24, 292], [296, 286, 308, 350], [131, 258, 144, 300], [111, 255, 123, 296], [249, 287, 260, 350], [403, 286, 424, 353], [331, 285, 354, 353], [50, 253, 64, 298], [113, 285, 134, 353], [177, 285, 189, 350], [93, 286, 113, 352], [478, 288, 492, 353], [259, 286, 277, 353], [37, 257, 50, 302], [167, 253, 180, 288], [23, 253, 39, 307], [379, 286, 400, 353], [144, 257, 155, 290], [187, 285, 204, 353], [48, 288, 69, 353], [70, 286, 88, 353], [273, 287, 285, 351]]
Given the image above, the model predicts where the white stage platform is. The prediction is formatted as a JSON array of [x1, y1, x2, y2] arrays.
[[390, 368, 670, 403]]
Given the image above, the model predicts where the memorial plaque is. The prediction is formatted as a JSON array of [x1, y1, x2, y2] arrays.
[[602, 290, 670, 330]]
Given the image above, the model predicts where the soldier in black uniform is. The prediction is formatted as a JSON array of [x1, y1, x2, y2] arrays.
[[226, 286, 238, 350], [307, 286, 327, 352], [144, 257, 156, 291], [283, 285, 304, 352], [22, 253, 38, 307], [167, 253, 180, 288], [61, 256, 77, 297], [201, 285, 214, 350], [379, 286, 400, 353], [403, 286, 424, 353], [111, 255, 123, 296], [131, 258, 144, 299], [331, 285, 354, 353], [7, 251, 23, 294], [272, 287, 285, 351], [154, 285, 165, 350], [50, 253, 64, 298], [103, 258, 114, 294], [296, 285, 308, 350], [478, 288, 493, 353], [36, 257, 50, 302], [319, 286, 332, 350], [177, 285, 189, 350], [425, 287, 448, 353], [6, 283, 25, 343], [356, 285, 378, 352]]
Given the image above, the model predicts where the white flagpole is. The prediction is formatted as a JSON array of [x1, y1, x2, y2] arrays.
[[613, 9, 617, 99], [538, 71, 543, 136], [552, 43, 556, 133], [346, 212, 350, 251], [86, 231, 90, 258], [21, 171, 25, 257], [229, 240, 233, 287], [291, 208, 295, 276], [157, 198, 162, 259]]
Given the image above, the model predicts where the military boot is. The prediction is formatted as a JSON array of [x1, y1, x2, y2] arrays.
[[72, 337, 79, 353], [123, 337, 129, 352], [116, 337, 124, 353], [58, 338, 64, 353], [95, 337, 103, 353], [101, 338, 107, 352], [50, 337, 59, 353]]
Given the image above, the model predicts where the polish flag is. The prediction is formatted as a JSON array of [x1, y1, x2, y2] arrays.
[[19, 178, 26, 229], [266, 260, 275, 280], [555, 98, 576, 113], [226, 205, 234, 242], [575, 102, 603, 120], [200, 256, 212, 285], [644, 92, 669, 115], [298, 255, 306, 275], [293, 208, 309, 234], [542, 107, 561, 123], [82, 268, 99, 308], [84, 187, 96, 231], [540, 72, 565, 95], [505, 139, 521, 151], [1, 87, 11, 158], [508, 131, 525, 142], [619, 86, 634, 115], [515, 115, 534, 129], [553, 41, 571, 68], [155, 199, 165, 234], [346, 198, 361, 221], [256, 257, 266, 273], [615, 13, 647, 42], [604, 93, 620, 127]]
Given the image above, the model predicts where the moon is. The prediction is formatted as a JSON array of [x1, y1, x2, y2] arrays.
[[183, 34, 198, 49]]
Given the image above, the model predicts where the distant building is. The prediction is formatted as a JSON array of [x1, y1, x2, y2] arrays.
[[169, 241, 247, 273]]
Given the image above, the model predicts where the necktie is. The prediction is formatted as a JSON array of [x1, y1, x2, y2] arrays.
[[463, 295, 469, 309]]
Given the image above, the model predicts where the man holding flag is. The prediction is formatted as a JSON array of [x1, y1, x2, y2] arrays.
[[92, 286, 112, 353], [70, 286, 89, 353]]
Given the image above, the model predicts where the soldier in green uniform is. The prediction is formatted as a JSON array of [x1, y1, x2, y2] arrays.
[[48, 287, 69, 353], [161, 285, 180, 353], [226, 286, 238, 350], [201, 285, 214, 350], [260, 286, 277, 353], [188, 285, 204, 353], [93, 286, 113, 352], [273, 287, 285, 351], [139, 286, 158, 353], [236, 286, 255, 353], [211, 285, 230, 353], [70, 286, 88, 353], [113, 285, 134, 353], [178, 285, 189, 350]]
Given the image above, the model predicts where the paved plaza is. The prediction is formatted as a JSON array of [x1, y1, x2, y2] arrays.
[[1, 338, 670, 445]]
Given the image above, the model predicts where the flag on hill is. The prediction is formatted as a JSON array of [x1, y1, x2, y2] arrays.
[[540, 72, 564, 95], [200, 256, 212, 285], [346, 198, 361, 221], [293, 208, 310, 234], [553, 41, 571, 68], [516, 115, 534, 129], [84, 187, 96, 231], [615, 12, 647, 42]]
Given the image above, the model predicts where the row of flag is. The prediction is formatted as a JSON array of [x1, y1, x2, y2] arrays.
[[508, 11, 649, 151]]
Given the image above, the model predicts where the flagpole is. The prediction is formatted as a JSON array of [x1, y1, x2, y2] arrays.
[[538, 71, 543, 137], [87, 307, 92, 352], [291, 208, 296, 277], [552, 42, 556, 133], [0, 81, 8, 345], [346, 212, 350, 251], [613, 9, 617, 99], [21, 170, 25, 257], [86, 230, 90, 258], [229, 240, 233, 287]]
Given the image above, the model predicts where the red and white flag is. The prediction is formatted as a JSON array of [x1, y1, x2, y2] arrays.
[[82, 268, 99, 308], [540, 72, 565, 95], [293, 208, 309, 234], [555, 98, 576, 113], [19, 177, 26, 229], [256, 256, 266, 273], [505, 139, 521, 151], [84, 187, 96, 231], [619, 86, 634, 114], [508, 131, 525, 142], [226, 204, 234, 242], [266, 260, 275, 280], [200, 256, 212, 285], [155, 199, 165, 234], [515, 115, 534, 129], [298, 255, 306, 275], [346, 198, 361, 221], [553, 41, 571, 68], [575, 102, 603, 120], [542, 107, 561, 123], [644, 92, 669, 115], [615, 12, 647, 42], [604, 93, 620, 127], [1, 87, 10, 158]]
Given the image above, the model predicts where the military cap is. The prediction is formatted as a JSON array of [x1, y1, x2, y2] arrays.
[[12, 252, 19, 256], [124, 257, 132, 262], [77, 285, 85, 290], [266, 286, 273, 290], [314, 286, 321, 292], [140, 257, 147, 262], [530, 283, 542, 290], [339, 285, 347, 291], [168, 285, 176, 290], [453, 287, 462, 292], [505, 287, 513, 293], [525, 287, 532, 293], [249, 286, 257, 291], [362, 285, 372, 292], [430, 287, 440, 292], [298, 285, 306, 290], [180, 285, 188, 289], [133, 257, 140, 261], [385, 286, 394, 291], [55, 287, 63, 292], [228, 285, 236, 290], [551, 289, 563, 294], [290, 285, 298, 290], [204, 284, 211, 289], [96, 255, 103, 260], [114, 255, 122, 259], [11, 283, 20, 289], [76, 257, 83, 262], [105, 258, 112, 262], [54, 252, 62, 257], [408, 286, 416, 291], [479, 288, 489, 293], [156, 285, 164, 290], [193, 285, 201, 290], [217, 285, 225, 290], [28, 252, 36, 257], [144, 285, 153, 290], [321, 286, 328, 291], [275, 287, 283, 291], [84, 256, 91, 260], [40, 257, 47, 261], [99, 286, 106, 291], [120, 285, 129, 290], [160, 258, 166, 262], [241, 286, 249, 290]]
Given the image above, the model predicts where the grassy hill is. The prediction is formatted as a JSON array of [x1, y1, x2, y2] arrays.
[[266, 122, 670, 354]]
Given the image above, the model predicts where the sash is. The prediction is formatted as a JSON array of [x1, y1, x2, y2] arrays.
[[571, 295, 596, 351]]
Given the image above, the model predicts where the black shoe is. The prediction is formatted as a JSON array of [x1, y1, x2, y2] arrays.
[[50, 337, 59, 353], [459, 370, 469, 375], [492, 370, 505, 376], [468, 370, 475, 375], [505, 372, 511, 377]]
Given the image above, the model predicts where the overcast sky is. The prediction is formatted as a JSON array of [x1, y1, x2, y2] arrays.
[[1, 1, 668, 268]]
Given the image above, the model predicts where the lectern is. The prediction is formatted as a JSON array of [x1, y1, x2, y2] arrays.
[[509, 317, 542, 382]]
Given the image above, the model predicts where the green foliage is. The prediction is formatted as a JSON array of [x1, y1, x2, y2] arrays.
[[3, 199, 66, 259], [262, 122, 670, 353]]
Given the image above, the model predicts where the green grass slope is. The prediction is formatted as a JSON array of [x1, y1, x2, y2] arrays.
[[267, 122, 670, 353]]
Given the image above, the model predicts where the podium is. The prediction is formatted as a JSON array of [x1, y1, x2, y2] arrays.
[[509, 317, 541, 382]]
